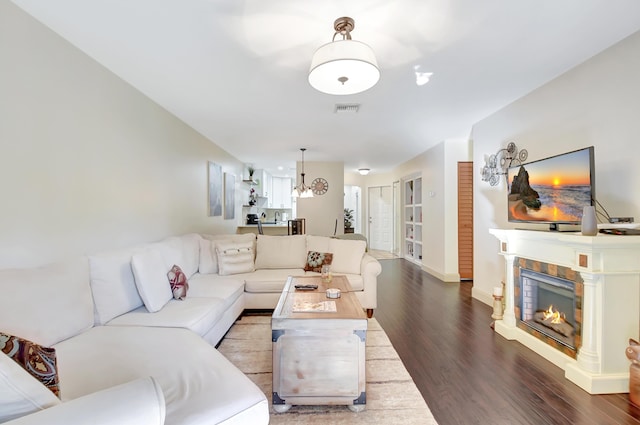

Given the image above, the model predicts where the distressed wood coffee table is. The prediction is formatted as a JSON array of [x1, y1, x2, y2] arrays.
[[271, 275, 367, 413]]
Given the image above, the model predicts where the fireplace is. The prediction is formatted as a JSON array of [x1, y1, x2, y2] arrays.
[[490, 228, 640, 394], [515, 267, 582, 357]]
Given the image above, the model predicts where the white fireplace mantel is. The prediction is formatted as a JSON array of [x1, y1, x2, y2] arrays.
[[490, 228, 640, 394]]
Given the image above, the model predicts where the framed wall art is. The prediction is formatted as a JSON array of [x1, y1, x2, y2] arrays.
[[224, 172, 235, 219], [208, 161, 222, 217]]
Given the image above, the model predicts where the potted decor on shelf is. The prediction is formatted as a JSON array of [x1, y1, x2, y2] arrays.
[[247, 166, 255, 181], [248, 188, 257, 206], [344, 208, 355, 233]]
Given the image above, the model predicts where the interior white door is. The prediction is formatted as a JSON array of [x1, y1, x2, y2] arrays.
[[368, 186, 392, 251]]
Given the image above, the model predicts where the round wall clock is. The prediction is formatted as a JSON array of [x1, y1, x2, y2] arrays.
[[311, 177, 329, 195]]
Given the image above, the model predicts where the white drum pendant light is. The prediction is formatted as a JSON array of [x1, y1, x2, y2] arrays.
[[309, 17, 380, 95]]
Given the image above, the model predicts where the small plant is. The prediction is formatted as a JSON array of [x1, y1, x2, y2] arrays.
[[344, 208, 354, 229], [247, 166, 255, 178]]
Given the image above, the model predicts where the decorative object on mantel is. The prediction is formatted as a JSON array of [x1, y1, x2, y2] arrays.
[[291, 148, 313, 198], [481, 141, 528, 186], [308, 16, 380, 95], [581, 206, 598, 236]]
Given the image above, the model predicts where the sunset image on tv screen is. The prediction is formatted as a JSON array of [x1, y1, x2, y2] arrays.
[[507, 148, 593, 223]]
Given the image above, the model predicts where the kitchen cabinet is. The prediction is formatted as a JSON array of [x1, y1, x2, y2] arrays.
[[271, 177, 292, 208], [254, 169, 272, 198]]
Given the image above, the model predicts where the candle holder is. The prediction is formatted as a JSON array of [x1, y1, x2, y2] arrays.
[[491, 295, 504, 320]]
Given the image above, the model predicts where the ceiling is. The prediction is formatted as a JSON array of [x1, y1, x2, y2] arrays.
[[12, 0, 640, 176]]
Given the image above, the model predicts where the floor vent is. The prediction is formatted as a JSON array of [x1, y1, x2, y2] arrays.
[[334, 103, 360, 113]]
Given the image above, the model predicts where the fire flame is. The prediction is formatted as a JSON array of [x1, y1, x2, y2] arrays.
[[542, 305, 566, 324]]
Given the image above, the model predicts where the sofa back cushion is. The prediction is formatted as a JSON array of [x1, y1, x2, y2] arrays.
[[328, 238, 367, 275], [131, 249, 173, 313], [306, 235, 331, 254], [254, 235, 307, 269], [89, 247, 145, 325], [199, 233, 256, 274], [154, 234, 201, 279], [0, 350, 61, 422], [0, 258, 94, 347]]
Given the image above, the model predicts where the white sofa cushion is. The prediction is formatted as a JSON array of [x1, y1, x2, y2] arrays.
[[154, 234, 201, 279], [0, 351, 61, 423], [329, 238, 367, 275], [216, 241, 255, 276], [3, 377, 165, 425], [89, 247, 145, 325], [199, 234, 256, 274], [238, 269, 303, 293], [187, 274, 245, 309], [107, 298, 226, 337], [254, 235, 307, 269], [53, 326, 269, 424], [306, 235, 331, 253], [131, 249, 173, 313], [0, 258, 94, 347]]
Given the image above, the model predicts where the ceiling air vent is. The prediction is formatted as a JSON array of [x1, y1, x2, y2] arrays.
[[334, 103, 360, 114]]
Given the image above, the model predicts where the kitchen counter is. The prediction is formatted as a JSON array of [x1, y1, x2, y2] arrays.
[[237, 222, 289, 235]]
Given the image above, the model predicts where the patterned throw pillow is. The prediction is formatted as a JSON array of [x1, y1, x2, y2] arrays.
[[0, 332, 60, 398], [167, 265, 189, 300], [304, 251, 333, 273]]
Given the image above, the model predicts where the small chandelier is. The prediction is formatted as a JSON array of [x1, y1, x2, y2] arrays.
[[292, 148, 314, 198], [308, 17, 380, 95]]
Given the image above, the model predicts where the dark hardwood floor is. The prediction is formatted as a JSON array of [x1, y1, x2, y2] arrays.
[[374, 258, 640, 425]]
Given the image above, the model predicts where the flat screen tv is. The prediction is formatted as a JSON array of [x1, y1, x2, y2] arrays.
[[507, 146, 595, 231]]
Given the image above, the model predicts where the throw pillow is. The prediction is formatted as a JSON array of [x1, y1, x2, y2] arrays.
[[304, 251, 333, 273], [328, 238, 367, 274], [0, 333, 60, 398], [216, 241, 255, 276], [131, 248, 173, 313], [167, 265, 189, 300]]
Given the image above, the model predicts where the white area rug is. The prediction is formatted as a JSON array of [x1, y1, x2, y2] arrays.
[[218, 315, 438, 424]]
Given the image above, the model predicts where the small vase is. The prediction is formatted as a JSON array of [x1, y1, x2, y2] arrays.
[[581, 206, 598, 236]]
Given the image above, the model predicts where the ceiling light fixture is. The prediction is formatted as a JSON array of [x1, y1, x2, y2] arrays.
[[358, 168, 370, 175], [291, 148, 314, 198], [308, 17, 380, 96]]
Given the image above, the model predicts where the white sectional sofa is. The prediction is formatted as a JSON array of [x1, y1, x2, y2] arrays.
[[0, 232, 381, 424]]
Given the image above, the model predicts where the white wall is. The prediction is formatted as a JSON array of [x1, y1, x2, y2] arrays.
[[0, 2, 243, 268], [360, 139, 470, 280], [295, 161, 344, 236], [471, 30, 640, 305]]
